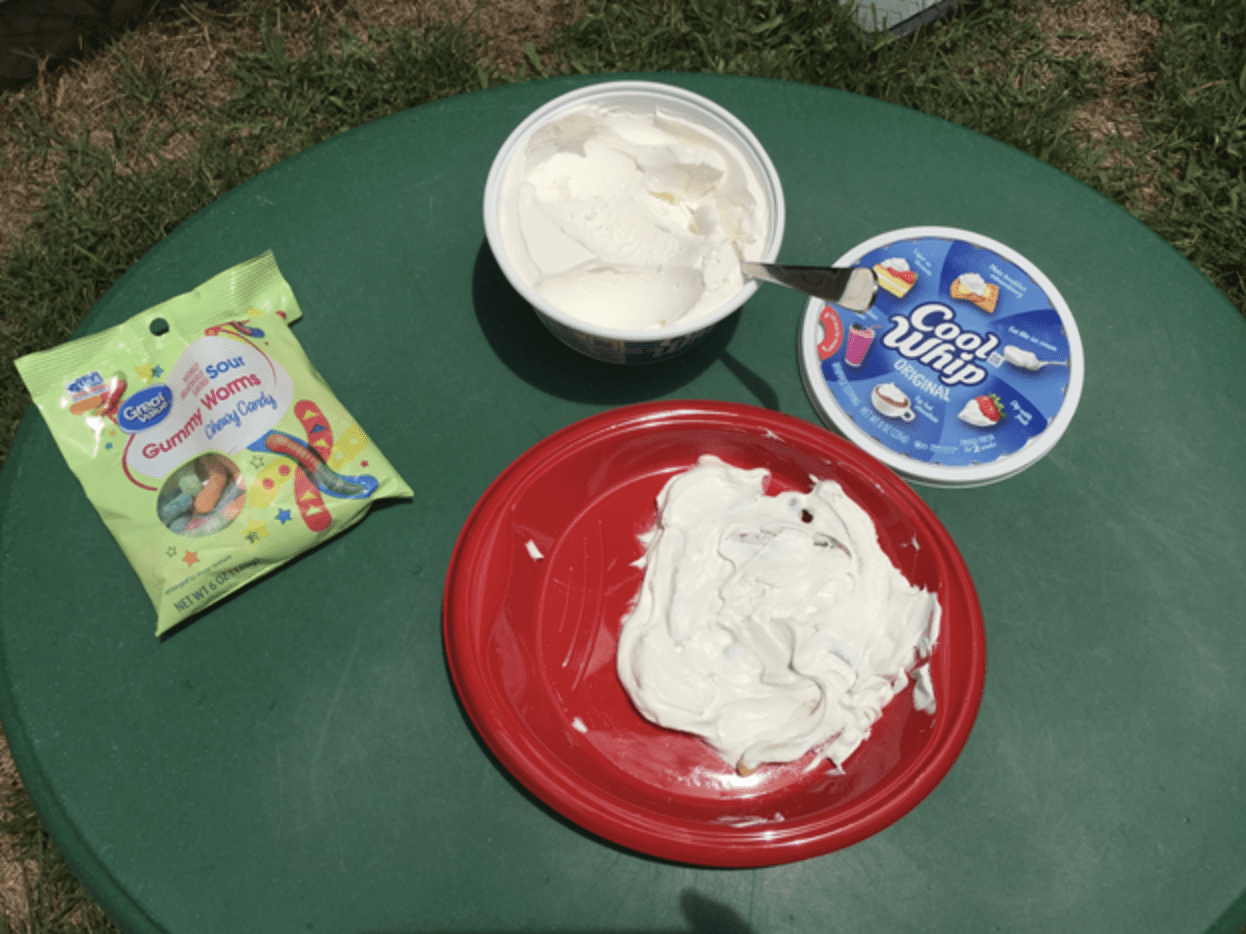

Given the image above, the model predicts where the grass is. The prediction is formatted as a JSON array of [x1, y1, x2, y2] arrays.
[[0, 0, 1243, 929], [0, 778, 118, 933], [1127, 0, 1246, 302], [554, 0, 1107, 166]]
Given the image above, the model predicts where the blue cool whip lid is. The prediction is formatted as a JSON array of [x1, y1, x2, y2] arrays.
[[799, 227, 1084, 487]]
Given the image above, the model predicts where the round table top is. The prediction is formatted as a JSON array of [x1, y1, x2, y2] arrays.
[[2, 73, 1245, 934]]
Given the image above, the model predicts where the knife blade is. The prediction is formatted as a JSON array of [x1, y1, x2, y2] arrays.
[[741, 262, 878, 312]]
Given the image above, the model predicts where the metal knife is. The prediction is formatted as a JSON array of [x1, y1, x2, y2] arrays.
[[741, 262, 878, 312]]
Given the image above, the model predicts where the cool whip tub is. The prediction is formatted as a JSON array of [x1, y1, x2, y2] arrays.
[[485, 81, 785, 365], [800, 227, 1084, 487]]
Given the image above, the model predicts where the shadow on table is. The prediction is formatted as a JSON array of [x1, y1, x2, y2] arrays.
[[366, 888, 756, 934], [472, 242, 778, 411], [440, 653, 776, 883]]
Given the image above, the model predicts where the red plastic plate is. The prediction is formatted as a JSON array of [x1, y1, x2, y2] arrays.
[[443, 400, 985, 867]]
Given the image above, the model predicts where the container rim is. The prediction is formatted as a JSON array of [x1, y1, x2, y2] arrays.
[[482, 79, 786, 343]]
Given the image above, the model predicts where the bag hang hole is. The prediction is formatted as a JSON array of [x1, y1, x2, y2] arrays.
[[150, 318, 169, 336]]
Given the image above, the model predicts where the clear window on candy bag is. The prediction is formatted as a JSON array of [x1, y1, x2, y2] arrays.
[[158, 454, 247, 537]]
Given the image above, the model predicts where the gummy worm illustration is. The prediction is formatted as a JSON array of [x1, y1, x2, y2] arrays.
[[262, 431, 374, 499], [247, 400, 378, 533], [97, 377, 127, 420]]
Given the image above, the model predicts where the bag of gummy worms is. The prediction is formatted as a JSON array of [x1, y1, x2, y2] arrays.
[[15, 251, 414, 635]]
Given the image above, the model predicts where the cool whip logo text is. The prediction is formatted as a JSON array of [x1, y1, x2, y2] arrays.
[[123, 335, 292, 483], [880, 302, 999, 387]]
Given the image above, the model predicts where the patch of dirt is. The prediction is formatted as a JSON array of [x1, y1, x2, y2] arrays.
[[1036, 0, 1163, 207], [0, 0, 581, 257], [1045, 0, 1160, 137], [352, 0, 581, 67], [0, 6, 228, 255]]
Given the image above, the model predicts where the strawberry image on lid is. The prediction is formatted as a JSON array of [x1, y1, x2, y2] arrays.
[[958, 394, 1006, 428]]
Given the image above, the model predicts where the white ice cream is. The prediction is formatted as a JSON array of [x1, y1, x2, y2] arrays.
[[498, 105, 770, 330], [616, 456, 940, 774]]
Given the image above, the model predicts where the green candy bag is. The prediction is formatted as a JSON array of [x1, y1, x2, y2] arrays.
[[15, 252, 413, 635]]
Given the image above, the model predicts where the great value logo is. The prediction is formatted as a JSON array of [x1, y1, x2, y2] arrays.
[[879, 302, 999, 387], [117, 385, 174, 433]]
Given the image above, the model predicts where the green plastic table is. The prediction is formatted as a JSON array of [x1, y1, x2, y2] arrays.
[[2, 73, 1245, 934]]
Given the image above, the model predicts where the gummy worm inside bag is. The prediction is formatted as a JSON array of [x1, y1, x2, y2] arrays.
[[15, 251, 413, 635]]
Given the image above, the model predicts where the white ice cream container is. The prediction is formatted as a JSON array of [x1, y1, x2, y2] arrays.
[[484, 80, 785, 366], [799, 226, 1084, 487]]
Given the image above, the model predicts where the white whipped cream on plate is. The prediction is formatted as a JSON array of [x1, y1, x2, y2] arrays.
[[499, 106, 769, 330], [616, 456, 940, 774]]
